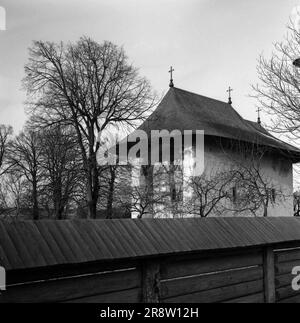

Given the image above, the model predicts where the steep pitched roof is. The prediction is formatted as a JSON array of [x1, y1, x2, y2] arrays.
[[138, 87, 300, 159]]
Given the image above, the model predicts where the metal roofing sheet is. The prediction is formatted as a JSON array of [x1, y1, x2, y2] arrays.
[[1, 217, 300, 271]]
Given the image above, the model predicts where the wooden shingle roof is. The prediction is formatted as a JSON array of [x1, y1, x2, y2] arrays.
[[137, 87, 300, 159], [1, 217, 300, 271]]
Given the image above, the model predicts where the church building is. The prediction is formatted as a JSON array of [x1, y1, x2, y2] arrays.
[[122, 72, 300, 218]]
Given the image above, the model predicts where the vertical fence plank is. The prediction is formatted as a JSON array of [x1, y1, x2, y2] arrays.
[[263, 247, 276, 303], [142, 261, 160, 303]]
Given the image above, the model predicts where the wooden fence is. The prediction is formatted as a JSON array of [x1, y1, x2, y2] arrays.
[[0, 218, 300, 303]]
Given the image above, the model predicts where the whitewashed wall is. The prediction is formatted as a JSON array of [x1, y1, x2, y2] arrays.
[[134, 140, 294, 218], [204, 142, 293, 217]]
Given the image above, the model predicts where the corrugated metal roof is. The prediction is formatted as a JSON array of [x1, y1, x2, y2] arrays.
[[1, 217, 300, 271], [136, 87, 300, 158]]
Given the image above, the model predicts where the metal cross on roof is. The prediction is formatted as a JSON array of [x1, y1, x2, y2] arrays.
[[256, 107, 261, 125], [227, 86, 233, 104], [169, 66, 174, 88]]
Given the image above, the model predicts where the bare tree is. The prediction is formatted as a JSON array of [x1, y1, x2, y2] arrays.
[[118, 181, 169, 219], [115, 165, 170, 218], [23, 37, 157, 218], [174, 141, 286, 218], [185, 169, 236, 217], [8, 129, 43, 220], [232, 165, 282, 217], [221, 142, 285, 217], [40, 126, 83, 219], [0, 178, 11, 217], [0, 173, 28, 218], [253, 22, 300, 144], [0, 125, 13, 176]]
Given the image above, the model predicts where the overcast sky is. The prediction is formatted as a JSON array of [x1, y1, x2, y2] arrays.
[[0, 0, 299, 132]]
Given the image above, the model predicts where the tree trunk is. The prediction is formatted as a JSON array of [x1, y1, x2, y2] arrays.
[[56, 202, 64, 220], [32, 179, 39, 220], [54, 181, 67, 220], [87, 198, 97, 219], [142, 165, 154, 216], [86, 185, 93, 219], [58, 206, 65, 220], [263, 200, 268, 217], [86, 155, 100, 219], [87, 180, 98, 219], [106, 166, 116, 219]]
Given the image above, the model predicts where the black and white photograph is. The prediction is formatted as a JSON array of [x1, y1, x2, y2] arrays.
[[1, 0, 300, 312]]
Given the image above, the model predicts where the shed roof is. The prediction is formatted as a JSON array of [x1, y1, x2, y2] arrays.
[[1, 217, 300, 271], [137, 87, 300, 159]]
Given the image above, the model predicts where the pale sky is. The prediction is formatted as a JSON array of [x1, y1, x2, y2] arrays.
[[0, 0, 299, 132]]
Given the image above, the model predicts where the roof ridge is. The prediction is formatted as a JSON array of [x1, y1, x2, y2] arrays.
[[172, 86, 230, 106]]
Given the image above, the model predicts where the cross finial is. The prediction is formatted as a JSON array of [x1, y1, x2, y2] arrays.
[[169, 66, 174, 88], [256, 107, 261, 125], [227, 86, 233, 104]]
